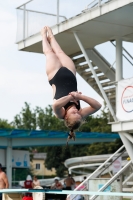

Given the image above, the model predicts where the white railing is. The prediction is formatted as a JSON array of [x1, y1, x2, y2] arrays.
[[67, 145, 125, 199], [85, 0, 112, 10], [16, 0, 113, 42], [16, 0, 67, 42]]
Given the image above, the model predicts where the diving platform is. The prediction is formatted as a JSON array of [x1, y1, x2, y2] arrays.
[[17, 0, 133, 54]]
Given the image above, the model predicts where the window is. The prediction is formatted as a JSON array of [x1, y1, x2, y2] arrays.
[[36, 163, 40, 170]]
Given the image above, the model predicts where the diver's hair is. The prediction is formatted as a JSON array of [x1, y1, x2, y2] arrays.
[[64, 118, 82, 131]]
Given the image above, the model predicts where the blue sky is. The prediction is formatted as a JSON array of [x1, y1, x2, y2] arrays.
[[0, 0, 132, 123]]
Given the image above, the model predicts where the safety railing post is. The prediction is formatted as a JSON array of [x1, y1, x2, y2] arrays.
[[99, 0, 101, 6], [23, 4, 26, 41], [57, 0, 59, 24]]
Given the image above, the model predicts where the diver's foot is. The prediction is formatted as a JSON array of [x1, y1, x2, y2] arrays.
[[47, 26, 54, 41], [41, 26, 47, 37]]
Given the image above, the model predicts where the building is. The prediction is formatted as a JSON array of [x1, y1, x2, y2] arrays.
[[30, 153, 56, 177]]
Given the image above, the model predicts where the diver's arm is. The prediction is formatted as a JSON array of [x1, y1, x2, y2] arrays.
[[80, 95, 102, 118], [69, 92, 102, 118], [53, 95, 78, 119]]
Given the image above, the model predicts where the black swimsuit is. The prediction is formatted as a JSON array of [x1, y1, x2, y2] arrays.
[[49, 67, 80, 110]]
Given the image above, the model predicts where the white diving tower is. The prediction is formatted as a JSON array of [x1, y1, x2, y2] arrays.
[[16, 0, 133, 164], [16, 0, 133, 197]]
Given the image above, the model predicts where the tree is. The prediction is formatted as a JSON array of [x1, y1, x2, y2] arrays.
[[0, 119, 14, 129], [13, 102, 37, 130]]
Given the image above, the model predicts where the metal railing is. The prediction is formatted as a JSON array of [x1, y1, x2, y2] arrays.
[[83, 0, 113, 11], [16, 0, 113, 42], [111, 41, 133, 67], [71, 147, 127, 200], [90, 160, 132, 200], [16, 0, 67, 42], [67, 145, 125, 199]]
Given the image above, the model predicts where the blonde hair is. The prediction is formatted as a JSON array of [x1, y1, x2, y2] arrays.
[[65, 119, 83, 146], [64, 118, 82, 130]]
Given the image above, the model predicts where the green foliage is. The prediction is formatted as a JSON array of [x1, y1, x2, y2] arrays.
[[12, 168, 33, 183], [87, 139, 122, 155], [13, 102, 37, 130], [79, 103, 111, 133], [13, 103, 65, 131], [0, 119, 14, 129]]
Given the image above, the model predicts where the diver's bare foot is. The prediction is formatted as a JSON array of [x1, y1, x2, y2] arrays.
[[41, 26, 47, 37], [46, 26, 54, 40]]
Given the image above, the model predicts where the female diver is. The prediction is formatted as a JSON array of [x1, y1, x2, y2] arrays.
[[41, 26, 102, 145]]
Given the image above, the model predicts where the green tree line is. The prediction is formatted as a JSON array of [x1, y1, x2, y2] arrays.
[[0, 102, 122, 178]]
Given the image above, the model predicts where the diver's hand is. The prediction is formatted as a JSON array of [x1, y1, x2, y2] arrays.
[[69, 91, 82, 101], [68, 94, 79, 105]]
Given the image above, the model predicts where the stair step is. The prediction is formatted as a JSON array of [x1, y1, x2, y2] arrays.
[[70, 48, 116, 107], [123, 188, 133, 192], [81, 69, 102, 76], [76, 64, 89, 70], [104, 88, 115, 93], [127, 182, 133, 185], [69, 51, 82, 58], [73, 57, 86, 64], [102, 82, 116, 87]]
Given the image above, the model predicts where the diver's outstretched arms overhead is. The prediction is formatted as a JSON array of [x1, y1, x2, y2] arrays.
[[41, 26, 102, 142]]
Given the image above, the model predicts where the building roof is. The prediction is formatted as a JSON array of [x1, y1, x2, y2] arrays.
[[32, 153, 47, 160]]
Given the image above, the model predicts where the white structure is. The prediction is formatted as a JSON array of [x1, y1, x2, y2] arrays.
[[16, 0, 133, 198], [16, 0, 133, 161]]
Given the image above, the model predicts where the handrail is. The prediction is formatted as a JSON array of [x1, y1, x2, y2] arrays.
[[69, 163, 109, 174], [84, 0, 112, 10], [71, 148, 126, 200], [97, 148, 126, 177], [111, 41, 133, 66], [67, 145, 125, 199], [16, 0, 33, 9], [17, 8, 67, 20], [122, 172, 133, 186], [90, 160, 132, 200]]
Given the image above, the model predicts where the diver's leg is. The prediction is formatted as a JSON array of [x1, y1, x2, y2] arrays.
[[41, 27, 62, 80], [47, 26, 76, 75]]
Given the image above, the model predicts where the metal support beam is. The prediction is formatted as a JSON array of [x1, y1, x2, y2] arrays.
[[98, 0, 101, 6], [90, 160, 132, 200], [23, 4, 26, 43], [73, 32, 117, 121], [123, 132, 133, 144], [67, 145, 124, 199], [116, 38, 123, 113], [116, 39, 123, 81], [120, 133, 133, 163], [6, 139, 12, 188], [57, 0, 59, 24]]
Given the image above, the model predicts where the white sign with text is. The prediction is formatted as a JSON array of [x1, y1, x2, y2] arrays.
[[116, 78, 133, 121]]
